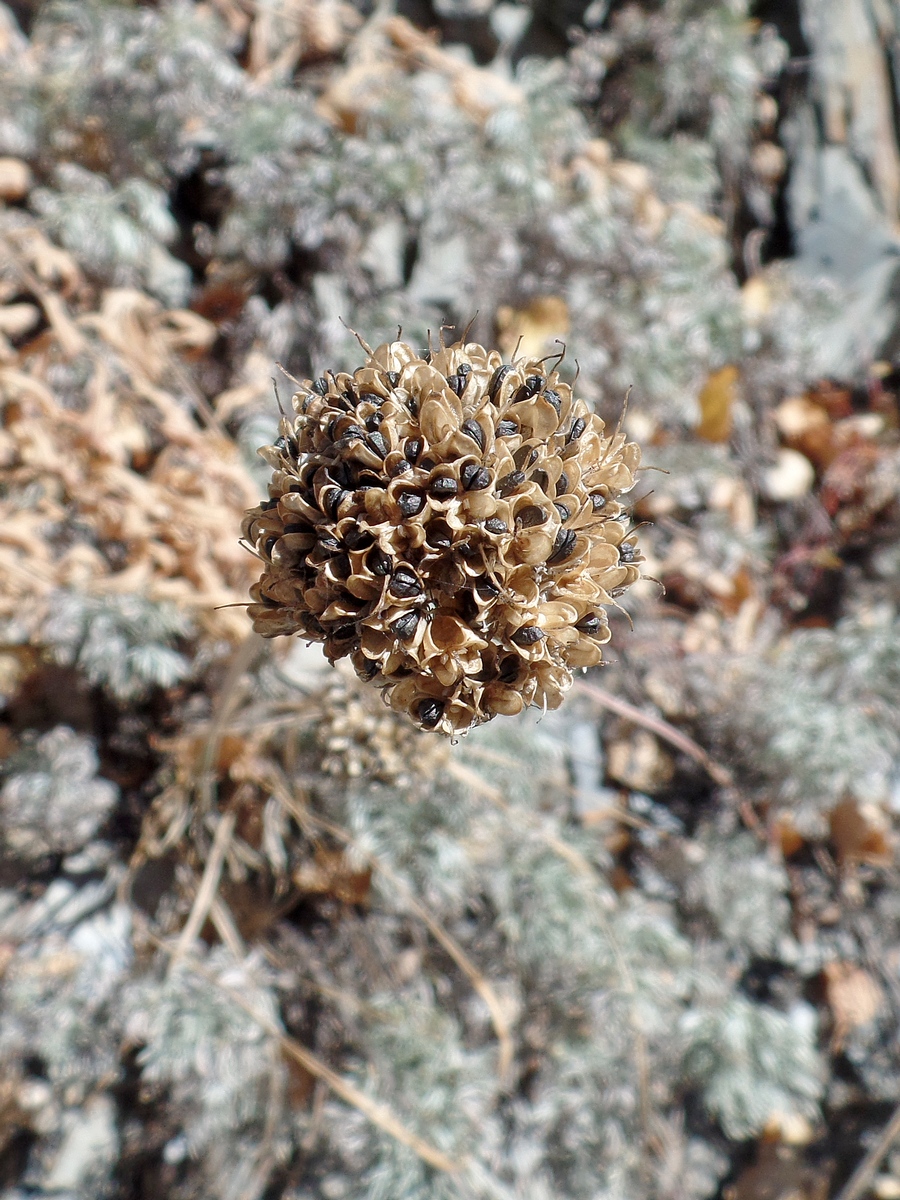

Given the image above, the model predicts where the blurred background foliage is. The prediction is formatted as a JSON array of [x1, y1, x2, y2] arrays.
[[1, 1, 900, 1198]]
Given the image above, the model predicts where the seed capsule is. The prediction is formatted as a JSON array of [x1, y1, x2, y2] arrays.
[[389, 567, 423, 598], [461, 419, 485, 450], [461, 464, 491, 491], [488, 364, 511, 400], [398, 491, 425, 517], [497, 470, 526, 496], [429, 476, 459, 498], [512, 626, 544, 646], [547, 528, 577, 564], [391, 610, 420, 639], [567, 417, 586, 443], [367, 546, 393, 576], [417, 698, 444, 728], [576, 613, 602, 635]]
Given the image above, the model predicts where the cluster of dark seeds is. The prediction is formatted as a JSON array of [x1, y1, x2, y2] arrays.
[[242, 339, 642, 735]]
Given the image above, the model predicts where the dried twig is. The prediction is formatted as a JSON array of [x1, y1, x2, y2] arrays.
[[573, 680, 733, 787], [168, 808, 237, 974], [834, 1100, 900, 1200]]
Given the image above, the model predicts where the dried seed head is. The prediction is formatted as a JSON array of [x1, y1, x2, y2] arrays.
[[243, 338, 642, 735]]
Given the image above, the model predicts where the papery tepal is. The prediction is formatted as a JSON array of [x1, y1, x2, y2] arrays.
[[242, 338, 642, 735]]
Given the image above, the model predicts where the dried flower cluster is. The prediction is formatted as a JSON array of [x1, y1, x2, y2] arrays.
[[318, 669, 451, 783], [242, 340, 642, 734]]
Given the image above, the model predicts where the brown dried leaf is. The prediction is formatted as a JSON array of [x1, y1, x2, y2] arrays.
[[829, 797, 893, 866], [823, 961, 884, 1051], [697, 364, 739, 442]]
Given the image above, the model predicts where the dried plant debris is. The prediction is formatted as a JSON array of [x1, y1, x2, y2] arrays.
[[243, 338, 642, 733]]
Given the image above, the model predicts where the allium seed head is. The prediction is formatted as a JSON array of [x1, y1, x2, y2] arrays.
[[242, 339, 642, 735]]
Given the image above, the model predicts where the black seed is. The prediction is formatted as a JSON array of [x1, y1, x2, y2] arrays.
[[332, 462, 355, 488], [488, 364, 510, 401], [332, 622, 357, 641], [484, 517, 508, 534], [458, 363, 472, 376], [427, 521, 453, 548], [530, 469, 549, 492], [324, 488, 347, 519], [513, 445, 539, 470], [343, 528, 373, 550], [556, 474, 570, 498], [367, 546, 393, 576], [513, 375, 543, 403], [547, 528, 577, 564], [496, 419, 518, 438], [461, 419, 485, 450], [283, 522, 308, 535], [342, 424, 365, 441], [261, 497, 279, 510], [365, 412, 384, 431], [358, 391, 384, 406], [498, 655, 519, 682], [417, 698, 444, 728], [619, 541, 638, 563], [553, 502, 571, 522], [406, 396, 419, 417], [398, 491, 425, 517], [391, 610, 420, 640], [576, 613, 602, 636], [273, 436, 288, 453], [389, 567, 423, 598], [567, 417, 586, 443], [389, 458, 412, 477], [312, 377, 329, 395], [327, 417, 341, 441], [517, 505, 546, 528], [264, 536, 279, 558], [366, 431, 388, 457], [497, 470, 526, 496], [475, 576, 500, 599], [318, 535, 341, 554], [456, 540, 479, 559], [359, 656, 380, 679], [512, 626, 544, 646], [343, 385, 357, 403], [386, 371, 400, 388], [544, 388, 562, 414], [430, 476, 459, 498], [333, 552, 351, 578], [446, 372, 466, 396], [590, 492, 607, 512], [462, 464, 491, 491], [405, 437, 423, 463]]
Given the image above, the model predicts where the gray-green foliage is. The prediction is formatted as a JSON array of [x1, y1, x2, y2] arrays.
[[122, 950, 290, 1170], [722, 612, 900, 831], [682, 996, 823, 1139], [42, 590, 192, 700], [0, 726, 118, 859], [687, 834, 791, 959], [32, 166, 191, 304]]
